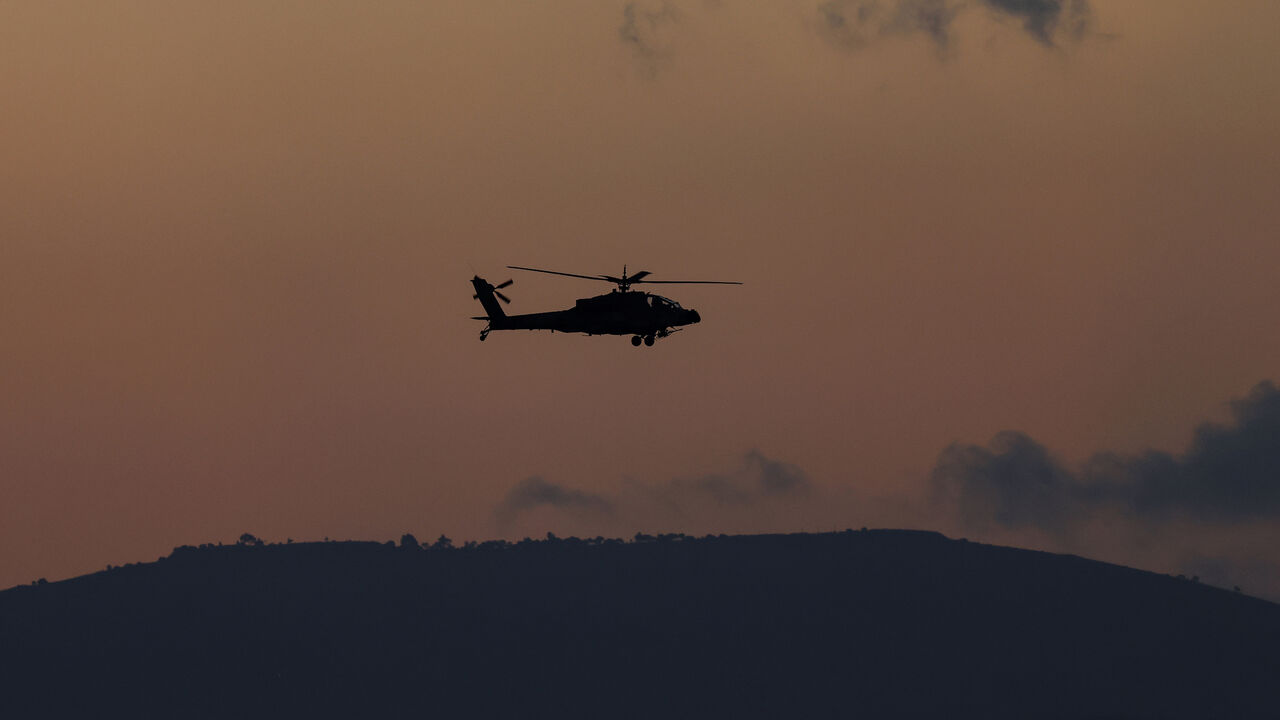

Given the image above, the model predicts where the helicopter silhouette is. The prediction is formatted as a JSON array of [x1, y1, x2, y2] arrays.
[[472, 265, 742, 346]]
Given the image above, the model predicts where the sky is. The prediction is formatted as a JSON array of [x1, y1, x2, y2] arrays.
[[3, 1, 1279, 597]]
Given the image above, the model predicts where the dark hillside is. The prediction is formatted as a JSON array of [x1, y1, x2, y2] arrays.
[[2, 530, 1277, 718]]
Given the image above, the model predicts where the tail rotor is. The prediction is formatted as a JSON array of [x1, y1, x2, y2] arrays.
[[475, 278, 514, 304]]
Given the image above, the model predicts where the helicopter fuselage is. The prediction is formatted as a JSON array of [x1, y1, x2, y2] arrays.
[[472, 276, 700, 344]]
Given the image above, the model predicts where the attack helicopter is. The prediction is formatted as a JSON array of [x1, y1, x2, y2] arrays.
[[471, 265, 742, 346]]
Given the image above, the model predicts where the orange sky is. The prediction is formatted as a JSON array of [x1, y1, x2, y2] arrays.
[[3, 1, 1279, 592]]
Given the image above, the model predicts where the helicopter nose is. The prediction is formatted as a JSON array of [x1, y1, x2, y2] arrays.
[[690, 309, 701, 324]]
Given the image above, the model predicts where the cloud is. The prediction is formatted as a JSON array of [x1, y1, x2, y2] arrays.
[[817, 0, 1091, 51], [893, 0, 961, 47], [1084, 381, 1280, 521], [932, 381, 1280, 529], [819, 0, 958, 50], [494, 451, 812, 535], [929, 381, 1280, 601], [494, 476, 614, 527], [619, 1, 681, 72], [931, 430, 1076, 532], [672, 450, 811, 506], [818, 1, 883, 50], [982, 0, 1091, 45]]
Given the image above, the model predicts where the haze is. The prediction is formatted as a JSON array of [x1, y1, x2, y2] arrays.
[[3, 1, 1278, 595]]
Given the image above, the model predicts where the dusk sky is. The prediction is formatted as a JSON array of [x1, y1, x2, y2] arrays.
[[3, 1, 1279, 596]]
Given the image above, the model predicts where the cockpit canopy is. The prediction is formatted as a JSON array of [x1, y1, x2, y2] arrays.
[[647, 294, 682, 310]]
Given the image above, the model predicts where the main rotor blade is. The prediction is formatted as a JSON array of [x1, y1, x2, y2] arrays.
[[494, 290, 511, 304], [635, 280, 743, 285], [509, 264, 741, 286], [508, 266, 610, 282]]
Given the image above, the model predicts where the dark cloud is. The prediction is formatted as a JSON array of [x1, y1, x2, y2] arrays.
[[750, 450, 810, 495], [817, 0, 1090, 51], [932, 381, 1280, 531], [932, 430, 1075, 532], [673, 450, 811, 506], [619, 1, 680, 70], [818, 1, 886, 50], [889, 0, 960, 47], [1084, 381, 1280, 521], [982, 0, 1091, 45], [819, 0, 958, 50], [494, 476, 613, 527]]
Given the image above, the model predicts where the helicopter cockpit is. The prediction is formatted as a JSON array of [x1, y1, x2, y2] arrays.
[[648, 295, 682, 310]]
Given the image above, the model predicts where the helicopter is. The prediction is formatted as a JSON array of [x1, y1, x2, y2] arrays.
[[471, 265, 742, 346]]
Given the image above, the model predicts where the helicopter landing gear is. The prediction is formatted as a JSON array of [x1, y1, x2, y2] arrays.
[[480, 327, 490, 341], [631, 335, 642, 347], [644, 335, 655, 347]]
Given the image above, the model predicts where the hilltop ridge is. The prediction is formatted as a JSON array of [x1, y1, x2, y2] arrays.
[[3, 529, 1277, 718]]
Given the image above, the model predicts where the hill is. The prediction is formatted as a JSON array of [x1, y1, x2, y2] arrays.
[[2, 530, 1277, 718]]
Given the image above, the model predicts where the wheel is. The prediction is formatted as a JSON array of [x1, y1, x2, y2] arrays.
[[644, 335, 655, 346], [631, 336, 642, 346]]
